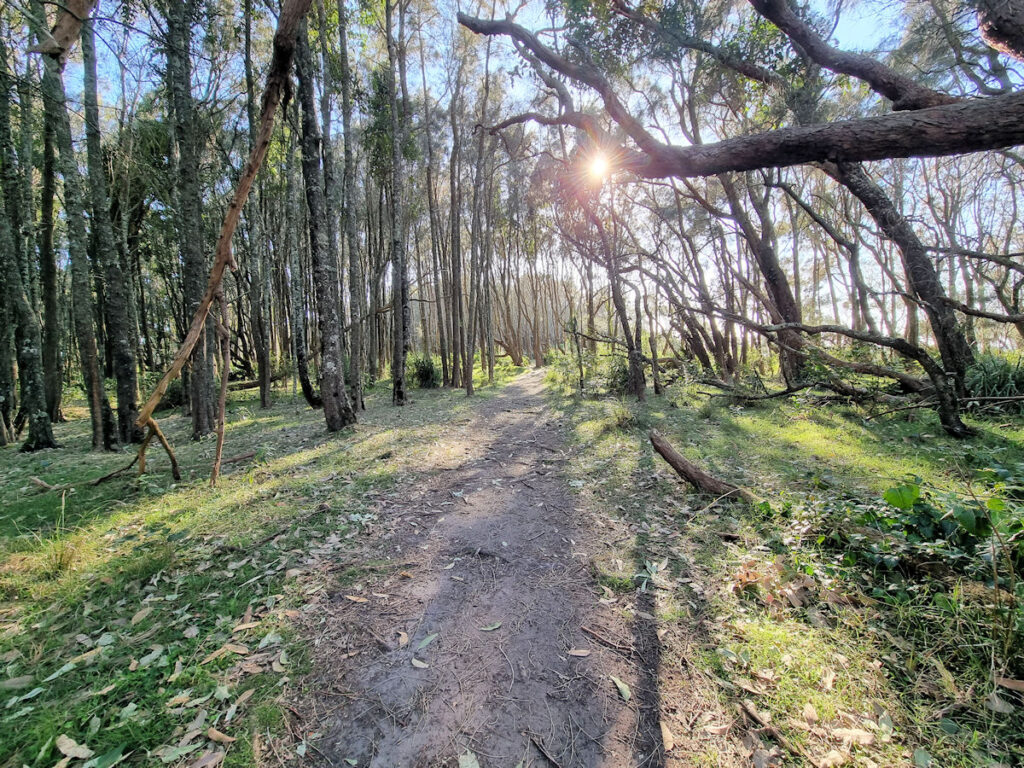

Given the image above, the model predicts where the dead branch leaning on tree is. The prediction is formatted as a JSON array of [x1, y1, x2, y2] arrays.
[[131, 0, 317, 485]]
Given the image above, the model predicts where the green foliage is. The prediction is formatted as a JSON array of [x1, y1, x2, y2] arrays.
[[410, 356, 440, 389], [155, 376, 184, 412], [361, 65, 419, 184], [965, 354, 1024, 413]]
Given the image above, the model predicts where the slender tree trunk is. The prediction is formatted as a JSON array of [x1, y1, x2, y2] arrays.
[[449, 57, 466, 389], [287, 113, 321, 408], [245, 0, 273, 409], [29, 15, 114, 449], [38, 90, 63, 423], [82, 19, 142, 444], [165, 0, 216, 439], [387, 0, 410, 405], [297, 23, 356, 430]]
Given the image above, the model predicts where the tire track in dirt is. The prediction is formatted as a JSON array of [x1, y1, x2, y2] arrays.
[[297, 371, 667, 767]]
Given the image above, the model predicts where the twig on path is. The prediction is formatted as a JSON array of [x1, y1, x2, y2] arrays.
[[529, 734, 565, 768], [222, 450, 257, 465], [738, 700, 820, 767], [581, 625, 635, 657]]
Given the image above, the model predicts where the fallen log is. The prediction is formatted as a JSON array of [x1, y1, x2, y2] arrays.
[[649, 430, 754, 502]]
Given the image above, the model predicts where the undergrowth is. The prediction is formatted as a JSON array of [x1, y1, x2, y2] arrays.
[[551, 380, 1024, 767], [0, 366, 522, 766]]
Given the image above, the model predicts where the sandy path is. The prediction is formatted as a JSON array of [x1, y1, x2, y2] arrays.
[[300, 371, 666, 767]]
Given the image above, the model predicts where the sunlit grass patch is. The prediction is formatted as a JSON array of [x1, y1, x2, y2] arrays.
[[551, 383, 1024, 768]]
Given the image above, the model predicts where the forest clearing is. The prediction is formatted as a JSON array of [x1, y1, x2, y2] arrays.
[[3, 0, 1024, 765]]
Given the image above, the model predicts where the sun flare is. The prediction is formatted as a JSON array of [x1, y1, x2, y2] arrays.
[[589, 152, 610, 181]]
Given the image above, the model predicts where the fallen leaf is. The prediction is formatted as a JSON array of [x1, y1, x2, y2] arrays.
[[224, 643, 249, 655], [399, 571, 413, 579], [417, 632, 439, 650], [610, 675, 631, 702], [458, 752, 481, 768], [479, 622, 502, 631], [167, 691, 193, 707], [207, 727, 236, 744], [568, 649, 591, 657], [131, 607, 153, 626], [0, 675, 33, 690], [189, 751, 225, 768], [704, 723, 730, 736], [802, 701, 818, 725], [57, 734, 94, 759], [661, 721, 675, 752], [819, 750, 849, 767], [168, 658, 184, 683], [996, 677, 1024, 693], [344, 595, 368, 603], [832, 728, 874, 746], [411, 658, 429, 669], [232, 622, 260, 633], [821, 667, 836, 691], [69, 646, 104, 666], [397, 631, 409, 647], [984, 690, 1015, 714]]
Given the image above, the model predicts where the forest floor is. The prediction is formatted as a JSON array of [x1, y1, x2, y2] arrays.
[[2, 368, 1023, 768]]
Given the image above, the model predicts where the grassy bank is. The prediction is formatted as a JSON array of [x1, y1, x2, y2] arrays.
[[0, 364, 523, 767], [549, 380, 1024, 767]]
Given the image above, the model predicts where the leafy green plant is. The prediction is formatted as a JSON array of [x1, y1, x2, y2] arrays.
[[965, 353, 1024, 413], [410, 356, 441, 388]]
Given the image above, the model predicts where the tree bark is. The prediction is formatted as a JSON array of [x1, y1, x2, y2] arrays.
[[339, 0, 364, 409], [165, 0, 216, 439], [297, 23, 356, 430], [650, 431, 753, 501], [31, 12, 114, 450], [387, 0, 410, 405], [82, 19, 142, 444]]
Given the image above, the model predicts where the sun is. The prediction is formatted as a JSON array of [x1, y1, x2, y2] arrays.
[[588, 152, 610, 181]]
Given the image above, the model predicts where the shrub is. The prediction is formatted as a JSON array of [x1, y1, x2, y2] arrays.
[[605, 356, 631, 396], [965, 353, 1024, 413], [411, 356, 441, 388], [156, 377, 184, 412]]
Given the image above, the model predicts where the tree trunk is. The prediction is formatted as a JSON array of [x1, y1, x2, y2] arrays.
[[245, 0, 273, 409], [386, 0, 411, 405], [82, 19, 142, 444], [287, 108, 321, 409], [38, 91, 63, 422], [165, 0, 216, 439], [832, 162, 974, 390], [30, 14, 114, 449], [339, 0, 364, 409], [297, 23, 356, 430]]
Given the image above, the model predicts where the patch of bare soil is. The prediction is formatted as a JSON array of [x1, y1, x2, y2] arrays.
[[292, 372, 734, 767]]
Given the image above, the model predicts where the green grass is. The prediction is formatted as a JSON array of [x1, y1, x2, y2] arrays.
[[548, 381, 1024, 768], [0, 364, 523, 767]]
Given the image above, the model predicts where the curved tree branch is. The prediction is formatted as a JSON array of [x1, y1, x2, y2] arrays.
[[459, 13, 1024, 179], [747, 0, 958, 110]]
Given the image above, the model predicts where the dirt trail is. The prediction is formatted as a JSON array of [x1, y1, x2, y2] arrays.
[[300, 371, 667, 767]]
